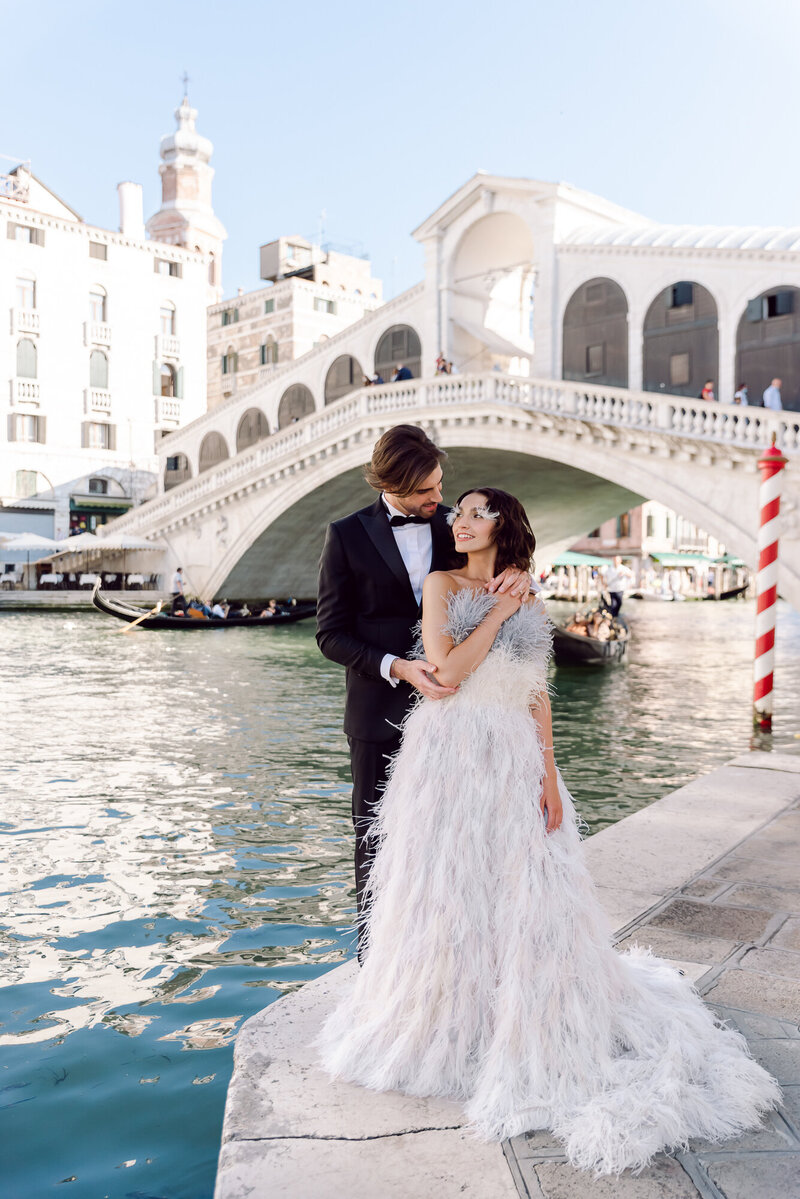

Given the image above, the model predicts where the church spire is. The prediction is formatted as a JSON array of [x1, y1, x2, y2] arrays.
[[146, 88, 226, 299]]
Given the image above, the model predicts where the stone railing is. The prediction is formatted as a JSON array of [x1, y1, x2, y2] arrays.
[[11, 378, 40, 406], [156, 334, 181, 360], [106, 373, 798, 537], [84, 388, 112, 415], [14, 308, 39, 335], [155, 397, 181, 425], [84, 321, 112, 347]]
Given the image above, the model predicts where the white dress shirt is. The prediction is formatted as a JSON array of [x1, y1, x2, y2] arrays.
[[763, 385, 783, 411], [380, 495, 433, 685]]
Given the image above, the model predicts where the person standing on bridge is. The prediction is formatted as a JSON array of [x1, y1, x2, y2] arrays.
[[315, 424, 532, 957], [763, 377, 783, 410]]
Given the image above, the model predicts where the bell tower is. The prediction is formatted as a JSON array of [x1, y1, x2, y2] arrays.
[[146, 89, 226, 300]]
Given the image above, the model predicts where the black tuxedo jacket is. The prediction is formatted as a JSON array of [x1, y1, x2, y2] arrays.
[[316, 497, 460, 742]]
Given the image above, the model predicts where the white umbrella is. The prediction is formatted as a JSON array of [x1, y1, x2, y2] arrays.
[[0, 532, 59, 568], [95, 533, 167, 551]]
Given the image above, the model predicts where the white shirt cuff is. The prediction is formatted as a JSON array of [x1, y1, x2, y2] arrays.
[[381, 653, 399, 686]]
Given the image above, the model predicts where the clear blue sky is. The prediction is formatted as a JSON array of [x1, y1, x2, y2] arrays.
[[3, 0, 798, 300]]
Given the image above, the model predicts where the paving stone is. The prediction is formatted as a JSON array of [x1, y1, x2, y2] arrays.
[[704, 1154, 800, 1199], [689, 1107, 797, 1152], [215, 1129, 518, 1199], [740, 947, 800, 980], [710, 856, 800, 887], [509, 1128, 565, 1158], [704, 968, 800, 1020], [648, 899, 772, 941], [722, 884, 800, 911], [747, 1038, 800, 1084], [525, 1155, 699, 1198], [711, 1004, 799, 1039], [727, 752, 800, 774], [781, 1085, 800, 1133], [731, 830, 800, 864], [617, 926, 736, 965], [772, 918, 800, 952], [681, 878, 727, 898]]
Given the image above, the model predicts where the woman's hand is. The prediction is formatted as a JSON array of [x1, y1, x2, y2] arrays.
[[487, 567, 534, 602], [540, 766, 563, 833], [492, 588, 523, 622]]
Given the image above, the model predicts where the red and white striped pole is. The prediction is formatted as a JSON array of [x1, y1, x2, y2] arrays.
[[753, 435, 788, 730]]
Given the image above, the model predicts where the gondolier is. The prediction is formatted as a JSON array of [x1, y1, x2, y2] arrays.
[[601, 556, 634, 617]]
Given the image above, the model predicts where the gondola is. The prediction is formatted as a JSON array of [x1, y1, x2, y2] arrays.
[[92, 585, 316, 629], [552, 613, 629, 666]]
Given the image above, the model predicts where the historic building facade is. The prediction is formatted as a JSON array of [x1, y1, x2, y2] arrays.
[[0, 93, 224, 537], [206, 236, 382, 412]]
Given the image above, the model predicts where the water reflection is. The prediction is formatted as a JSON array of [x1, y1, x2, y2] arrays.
[[0, 601, 798, 1198]]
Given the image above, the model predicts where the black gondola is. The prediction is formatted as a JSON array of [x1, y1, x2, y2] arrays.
[[552, 611, 629, 666], [92, 585, 316, 629]]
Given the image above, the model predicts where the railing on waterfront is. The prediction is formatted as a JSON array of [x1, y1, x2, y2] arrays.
[[104, 373, 799, 538]]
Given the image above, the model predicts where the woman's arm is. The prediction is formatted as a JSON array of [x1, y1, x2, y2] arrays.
[[421, 572, 520, 688], [529, 688, 563, 832]]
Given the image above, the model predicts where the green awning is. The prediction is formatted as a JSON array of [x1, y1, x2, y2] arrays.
[[69, 497, 133, 512], [552, 551, 613, 567], [649, 552, 713, 566]]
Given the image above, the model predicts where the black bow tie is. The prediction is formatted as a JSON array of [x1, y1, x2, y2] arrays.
[[388, 513, 428, 527]]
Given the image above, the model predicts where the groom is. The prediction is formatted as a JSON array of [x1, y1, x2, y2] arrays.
[[316, 424, 531, 952]]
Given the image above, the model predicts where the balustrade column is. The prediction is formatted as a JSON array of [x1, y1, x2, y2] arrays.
[[717, 307, 736, 407], [627, 301, 644, 392]]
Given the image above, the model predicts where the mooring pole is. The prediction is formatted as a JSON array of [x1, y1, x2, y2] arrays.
[[753, 434, 788, 730]]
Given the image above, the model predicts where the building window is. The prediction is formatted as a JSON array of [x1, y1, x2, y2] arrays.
[[766, 291, 794, 318], [16, 277, 35, 309], [585, 343, 604, 376], [160, 364, 176, 397], [87, 422, 110, 449], [314, 297, 337, 315], [13, 414, 43, 442], [90, 288, 107, 322], [646, 514, 655, 537], [16, 469, 39, 497], [8, 223, 44, 245], [616, 512, 630, 538], [154, 258, 181, 277], [221, 347, 238, 375], [89, 241, 108, 260], [88, 476, 108, 494], [259, 339, 278, 366], [221, 308, 239, 326], [670, 282, 694, 308], [264, 298, 274, 314], [90, 349, 109, 389], [669, 352, 691, 387], [160, 303, 176, 335], [16, 338, 37, 378], [588, 528, 601, 539], [665, 516, 672, 537]]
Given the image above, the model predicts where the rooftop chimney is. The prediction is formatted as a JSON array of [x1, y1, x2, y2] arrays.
[[117, 181, 144, 240]]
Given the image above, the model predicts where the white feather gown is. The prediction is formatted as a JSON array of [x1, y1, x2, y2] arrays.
[[318, 589, 779, 1174]]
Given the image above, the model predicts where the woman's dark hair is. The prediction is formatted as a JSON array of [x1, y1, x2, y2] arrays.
[[453, 487, 536, 574], [364, 424, 446, 496]]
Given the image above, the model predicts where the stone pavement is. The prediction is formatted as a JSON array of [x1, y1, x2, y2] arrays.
[[215, 752, 800, 1199]]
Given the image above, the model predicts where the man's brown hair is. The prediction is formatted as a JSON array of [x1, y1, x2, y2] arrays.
[[364, 424, 446, 496]]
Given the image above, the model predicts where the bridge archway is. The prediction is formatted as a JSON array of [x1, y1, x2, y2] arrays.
[[325, 355, 363, 404], [236, 407, 270, 452], [374, 325, 421, 381], [449, 211, 535, 371], [164, 452, 191, 491], [562, 277, 628, 387], [736, 285, 800, 410], [643, 281, 719, 398], [199, 431, 229, 473], [278, 383, 315, 427]]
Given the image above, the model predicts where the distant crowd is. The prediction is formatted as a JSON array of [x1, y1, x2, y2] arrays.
[[700, 377, 784, 409]]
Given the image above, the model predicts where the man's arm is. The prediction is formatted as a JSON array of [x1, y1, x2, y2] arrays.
[[315, 522, 385, 680]]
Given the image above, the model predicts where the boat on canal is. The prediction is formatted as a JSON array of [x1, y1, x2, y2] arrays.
[[552, 609, 629, 666], [92, 585, 316, 629]]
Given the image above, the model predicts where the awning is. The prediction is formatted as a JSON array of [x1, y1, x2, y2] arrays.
[[552, 551, 613, 567], [450, 315, 533, 359], [649, 552, 714, 567], [70, 497, 133, 512]]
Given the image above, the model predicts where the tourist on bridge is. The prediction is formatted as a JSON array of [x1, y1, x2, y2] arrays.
[[371, 371, 384, 385], [700, 379, 715, 401], [392, 363, 413, 381], [763, 377, 783, 410], [734, 382, 749, 405]]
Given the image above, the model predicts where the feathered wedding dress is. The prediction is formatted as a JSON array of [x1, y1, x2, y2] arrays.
[[318, 590, 779, 1174]]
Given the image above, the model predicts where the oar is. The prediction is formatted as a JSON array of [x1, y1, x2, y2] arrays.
[[118, 599, 163, 633]]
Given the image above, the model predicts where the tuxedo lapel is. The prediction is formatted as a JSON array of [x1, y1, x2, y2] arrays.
[[358, 497, 418, 607]]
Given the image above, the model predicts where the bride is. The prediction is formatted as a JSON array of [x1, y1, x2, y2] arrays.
[[318, 487, 779, 1174]]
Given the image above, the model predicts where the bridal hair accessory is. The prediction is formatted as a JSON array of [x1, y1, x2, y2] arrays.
[[446, 504, 499, 526]]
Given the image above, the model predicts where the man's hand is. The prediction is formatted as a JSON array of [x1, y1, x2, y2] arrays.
[[487, 567, 535, 602], [391, 657, 458, 700]]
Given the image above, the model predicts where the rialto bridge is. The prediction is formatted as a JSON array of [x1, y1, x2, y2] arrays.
[[105, 171, 800, 601], [107, 372, 800, 606]]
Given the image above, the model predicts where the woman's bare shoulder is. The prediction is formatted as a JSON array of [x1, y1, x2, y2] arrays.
[[423, 570, 463, 597]]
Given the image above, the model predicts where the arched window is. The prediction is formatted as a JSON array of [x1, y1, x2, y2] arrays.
[[562, 278, 628, 387], [221, 344, 238, 375], [642, 281, 719, 397], [259, 337, 278, 366], [198, 432, 229, 473], [89, 287, 106, 322], [160, 364, 176, 397], [208, 253, 216, 288], [160, 302, 176, 335], [236, 407, 270, 451], [736, 286, 800, 410], [16, 338, 37, 378], [278, 384, 315, 428], [88, 476, 108, 495], [90, 349, 109, 389], [374, 324, 421, 382], [164, 452, 192, 490], [325, 354, 363, 404]]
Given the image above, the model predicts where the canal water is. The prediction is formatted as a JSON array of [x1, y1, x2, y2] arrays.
[[2, 600, 799, 1199]]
